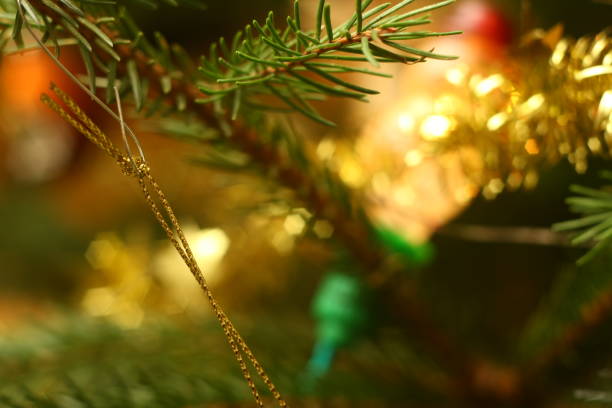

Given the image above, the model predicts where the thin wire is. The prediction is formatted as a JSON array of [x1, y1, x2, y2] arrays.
[[21, 1, 288, 403], [114, 85, 138, 172], [41, 85, 289, 408], [15, 0, 147, 163]]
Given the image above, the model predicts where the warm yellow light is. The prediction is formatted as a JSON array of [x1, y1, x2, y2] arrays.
[[284, 214, 306, 236], [371, 172, 391, 195], [575, 65, 612, 81], [397, 113, 415, 132], [85, 235, 119, 269], [588, 137, 602, 152], [420, 115, 453, 140], [192, 228, 230, 262], [316, 138, 336, 161], [392, 186, 415, 207], [551, 40, 568, 66], [339, 158, 366, 188], [445, 67, 466, 85], [82, 287, 115, 316], [600, 91, 612, 115], [518, 94, 545, 116], [404, 149, 423, 167], [524, 139, 540, 155], [154, 226, 230, 303], [271, 230, 294, 254], [475, 74, 504, 96], [487, 112, 508, 131]]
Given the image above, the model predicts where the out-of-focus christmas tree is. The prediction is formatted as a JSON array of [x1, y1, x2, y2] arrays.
[[0, 0, 611, 407]]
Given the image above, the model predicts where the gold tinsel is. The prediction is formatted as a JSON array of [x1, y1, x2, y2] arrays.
[[422, 27, 612, 198]]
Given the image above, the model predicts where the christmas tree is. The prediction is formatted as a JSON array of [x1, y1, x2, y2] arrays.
[[0, 0, 611, 407]]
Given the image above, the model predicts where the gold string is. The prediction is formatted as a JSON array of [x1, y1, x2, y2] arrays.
[[41, 85, 288, 408]]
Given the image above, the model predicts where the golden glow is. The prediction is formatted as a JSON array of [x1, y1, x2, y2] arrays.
[[192, 228, 230, 262], [316, 138, 336, 161], [339, 158, 366, 188], [445, 66, 466, 85], [271, 230, 294, 254], [588, 137, 602, 152], [397, 113, 415, 132], [85, 234, 119, 269], [420, 115, 453, 140], [551, 40, 569, 66], [392, 186, 415, 207], [82, 287, 115, 317], [155, 226, 230, 299], [518, 94, 545, 116], [371, 172, 391, 195], [404, 149, 423, 167], [575, 65, 612, 81], [524, 139, 540, 155], [487, 112, 508, 131], [475, 74, 504, 96], [284, 214, 306, 236], [600, 90, 612, 114]]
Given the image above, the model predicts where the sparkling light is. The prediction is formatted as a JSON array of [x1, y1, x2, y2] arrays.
[[475, 74, 504, 96], [445, 67, 466, 85], [487, 112, 508, 131], [284, 214, 306, 236], [192, 228, 230, 262], [404, 150, 423, 167], [397, 113, 415, 132], [420, 115, 453, 140], [524, 139, 540, 155]]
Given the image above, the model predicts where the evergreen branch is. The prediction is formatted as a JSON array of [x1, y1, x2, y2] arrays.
[[553, 179, 612, 266], [516, 179, 612, 402], [5, 0, 477, 401], [518, 252, 612, 403], [197, 0, 460, 124]]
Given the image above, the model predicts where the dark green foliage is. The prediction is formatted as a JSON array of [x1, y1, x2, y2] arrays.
[[0, 315, 445, 407], [553, 173, 612, 265]]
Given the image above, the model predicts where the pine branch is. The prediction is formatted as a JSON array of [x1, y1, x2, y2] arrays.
[[4, 0, 483, 401], [518, 252, 612, 404], [197, 0, 460, 125], [516, 178, 612, 401]]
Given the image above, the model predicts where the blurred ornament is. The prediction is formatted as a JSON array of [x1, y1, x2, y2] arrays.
[[4, 115, 74, 183], [448, 0, 513, 48], [373, 225, 434, 268], [0, 51, 80, 183], [357, 27, 610, 244], [307, 272, 368, 379], [424, 28, 612, 191]]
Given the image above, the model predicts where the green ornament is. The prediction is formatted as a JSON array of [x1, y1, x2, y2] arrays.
[[373, 225, 435, 266], [306, 272, 368, 379], [312, 272, 367, 348]]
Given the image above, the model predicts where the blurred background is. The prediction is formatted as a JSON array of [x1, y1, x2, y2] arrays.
[[0, 0, 611, 406]]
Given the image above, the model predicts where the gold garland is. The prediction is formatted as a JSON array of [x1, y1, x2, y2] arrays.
[[420, 27, 612, 198]]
